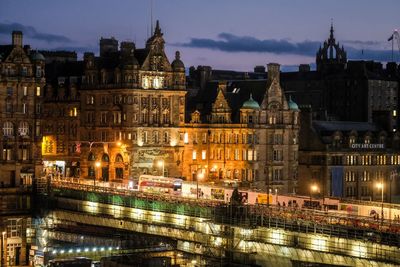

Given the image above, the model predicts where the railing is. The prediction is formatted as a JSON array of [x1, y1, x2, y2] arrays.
[[48, 180, 400, 239]]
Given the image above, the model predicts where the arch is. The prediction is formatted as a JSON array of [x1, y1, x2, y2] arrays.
[[88, 152, 96, 161], [102, 153, 110, 162], [115, 154, 124, 163]]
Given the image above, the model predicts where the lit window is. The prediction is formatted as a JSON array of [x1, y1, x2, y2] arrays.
[[23, 86, 27, 96], [184, 133, 189, 144], [18, 121, 29, 136], [36, 87, 41, 96], [3, 121, 14, 136], [202, 150, 206, 160], [393, 110, 397, 117], [192, 150, 197, 160]]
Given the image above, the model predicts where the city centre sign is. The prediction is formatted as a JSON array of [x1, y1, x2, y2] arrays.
[[350, 143, 385, 149]]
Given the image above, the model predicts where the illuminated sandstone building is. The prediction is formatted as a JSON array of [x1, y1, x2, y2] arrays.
[[185, 64, 299, 193], [37, 21, 300, 193]]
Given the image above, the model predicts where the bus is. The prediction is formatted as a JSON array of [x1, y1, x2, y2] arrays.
[[138, 175, 183, 195]]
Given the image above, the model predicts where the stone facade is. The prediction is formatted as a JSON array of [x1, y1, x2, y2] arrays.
[[185, 64, 299, 193], [299, 108, 400, 202], [34, 22, 300, 193], [0, 31, 45, 186]]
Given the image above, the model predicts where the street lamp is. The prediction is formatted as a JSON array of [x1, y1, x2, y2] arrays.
[[158, 160, 164, 177], [310, 184, 318, 209], [95, 161, 101, 186], [376, 181, 384, 225], [1, 231, 6, 267], [197, 172, 204, 199]]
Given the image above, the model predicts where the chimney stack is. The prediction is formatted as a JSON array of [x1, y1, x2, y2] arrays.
[[267, 63, 280, 86], [12, 31, 23, 47]]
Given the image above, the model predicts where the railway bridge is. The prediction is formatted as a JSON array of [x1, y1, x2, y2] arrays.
[[35, 180, 400, 266]]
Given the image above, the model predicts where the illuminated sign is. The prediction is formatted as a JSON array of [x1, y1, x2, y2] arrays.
[[350, 143, 384, 149]]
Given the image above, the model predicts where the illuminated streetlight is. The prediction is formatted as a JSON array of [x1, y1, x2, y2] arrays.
[[376, 181, 384, 225], [95, 161, 101, 186], [310, 184, 319, 209], [197, 172, 204, 199], [158, 160, 164, 177]]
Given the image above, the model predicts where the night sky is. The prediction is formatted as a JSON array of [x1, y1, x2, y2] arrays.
[[1, 0, 399, 71]]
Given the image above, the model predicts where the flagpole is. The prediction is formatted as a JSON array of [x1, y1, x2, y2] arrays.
[[392, 34, 394, 62]]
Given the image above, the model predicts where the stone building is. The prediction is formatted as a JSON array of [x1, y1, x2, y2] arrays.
[[36, 22, 300, 193], [299, 108, 400, 202], [0, 31, 40, 267], [75, 21, 187, 181], [185, 63, 300, 193], [0, 31, 45, 187]]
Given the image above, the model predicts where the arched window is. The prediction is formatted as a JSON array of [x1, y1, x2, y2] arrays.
[[102, 154, 109, 162], [19, 121, 29, 136], [3, 121, 14, 136], [88, 152, 95, 161], [115, 154, 123, 163]]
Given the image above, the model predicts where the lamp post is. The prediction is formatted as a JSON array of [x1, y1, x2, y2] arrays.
[[376, 181, 384, 226], [197, 172, 204, 199], [158, 160, 165, 177], [1, 231, 6, 267], [310, 184, 318, 209], [95, 161, 101, 186]]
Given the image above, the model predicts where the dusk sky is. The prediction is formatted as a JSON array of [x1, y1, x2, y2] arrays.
[[1, 0, 399, 71]]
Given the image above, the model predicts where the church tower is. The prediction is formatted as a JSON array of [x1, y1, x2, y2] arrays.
[[316, 23, 347, 72]]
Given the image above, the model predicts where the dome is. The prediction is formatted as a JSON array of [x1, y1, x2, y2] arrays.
[[242, 94, 260, 109], [31, 51, 45, 61], [171, 51, 184, 70], [288, 96, 299, 111]]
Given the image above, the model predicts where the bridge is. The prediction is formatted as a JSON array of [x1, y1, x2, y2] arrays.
[[34, 178, 400, 266]]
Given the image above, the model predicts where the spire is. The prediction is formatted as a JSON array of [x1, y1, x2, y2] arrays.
[[329, 19, 334, 40], [154, 20, 162, 36], [175, 51, 180, 60]]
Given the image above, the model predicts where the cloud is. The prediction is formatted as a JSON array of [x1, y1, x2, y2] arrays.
[[0, 22, 71, 43], [178, 32, 319, 56], [176, 32, 394, 62]]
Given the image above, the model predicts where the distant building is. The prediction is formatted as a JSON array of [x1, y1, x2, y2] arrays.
[[299, 107, 400, 202]]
